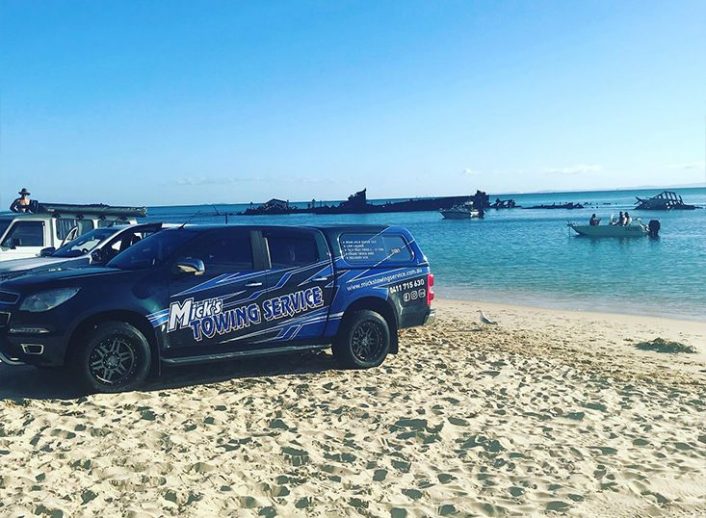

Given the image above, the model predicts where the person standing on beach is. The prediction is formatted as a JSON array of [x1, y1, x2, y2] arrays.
[[10, 188, 33, 213]]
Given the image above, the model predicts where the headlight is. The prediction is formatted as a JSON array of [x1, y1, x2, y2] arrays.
[[20, 288, 81, 312]]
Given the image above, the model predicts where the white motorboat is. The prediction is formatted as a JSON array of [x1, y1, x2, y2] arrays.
[[568, 220, 650, 237], [440, 203, 479, 219]]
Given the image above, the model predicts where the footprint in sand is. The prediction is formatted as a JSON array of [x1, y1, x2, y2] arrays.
[[545, 500, 571, 513], [190, 462, 217, 474], [294, 497, 313, 509], [509, 486, 525, 497], [437, 473, 455, 484], [33, 504, 65, 518], [138, 407, 157, 421], [281, 446, 309, 466], [402, 488, 424, 501], [373, 469, 388, 482], [257, 506, 277, 518], [391, 459, 412, 473], [49, 428, 77, 440], [80, 489, 98, 505], [238, 496, 259, 509]]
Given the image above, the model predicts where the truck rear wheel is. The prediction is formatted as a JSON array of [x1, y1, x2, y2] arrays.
[[73, 321, 151, 393], [333, 310, 390, 369]]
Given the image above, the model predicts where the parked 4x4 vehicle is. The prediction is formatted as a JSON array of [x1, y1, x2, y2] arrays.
[[0, 225, 434, 392], [0, 223, 166, 282], [0, 204, 145, 262]]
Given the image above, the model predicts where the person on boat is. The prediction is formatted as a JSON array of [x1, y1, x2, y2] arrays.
[[10, 188, 33, 213], [624, 211, 632, 226], [589, 214, 599, 226]]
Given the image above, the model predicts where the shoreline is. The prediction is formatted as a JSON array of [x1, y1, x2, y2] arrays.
[[432, 298, 706, 377], [434, 298, 706, 350], [436, 288, 706, 325]]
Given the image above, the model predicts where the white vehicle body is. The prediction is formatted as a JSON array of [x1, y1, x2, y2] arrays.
[[0, 210, 140, 262], [0, 223, 166, 281]]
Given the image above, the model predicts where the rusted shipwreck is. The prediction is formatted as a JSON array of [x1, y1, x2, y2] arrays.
[[239, 189, 473, 216], [524, 202, 584, 210], [634, 191, 697, 211]]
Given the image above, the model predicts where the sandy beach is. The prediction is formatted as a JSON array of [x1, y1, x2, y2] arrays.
[[1, 298, 704, 517]]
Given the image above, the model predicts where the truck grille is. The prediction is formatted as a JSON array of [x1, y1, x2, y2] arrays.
[[0, 291, 19, 304]]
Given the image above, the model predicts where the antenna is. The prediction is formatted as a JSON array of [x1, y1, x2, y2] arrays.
[[179, 209, 209, 229], [179, 204, 230, 228], [210, 204, 232, 223]]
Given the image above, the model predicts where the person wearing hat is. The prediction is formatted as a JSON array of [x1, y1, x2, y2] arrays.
[[10, 188, 33, 213]]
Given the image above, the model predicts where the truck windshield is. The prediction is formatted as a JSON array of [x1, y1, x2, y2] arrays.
[[107, 228, 196, 270], [53, 228, 119, 258]]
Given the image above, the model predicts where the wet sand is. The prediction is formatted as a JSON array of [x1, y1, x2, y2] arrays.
[[1, 299, 705, 516]]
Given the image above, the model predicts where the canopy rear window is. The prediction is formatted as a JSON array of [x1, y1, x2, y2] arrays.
[[339, 233, 413, 264]]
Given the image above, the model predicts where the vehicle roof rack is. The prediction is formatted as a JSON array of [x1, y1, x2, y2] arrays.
[[36, 202, 147, 218]]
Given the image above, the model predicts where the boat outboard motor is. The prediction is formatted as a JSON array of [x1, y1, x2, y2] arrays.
[[648, 219, 661, 238]]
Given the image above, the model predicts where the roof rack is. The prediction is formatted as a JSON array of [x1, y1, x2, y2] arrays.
[[36, 202, 147, 218]]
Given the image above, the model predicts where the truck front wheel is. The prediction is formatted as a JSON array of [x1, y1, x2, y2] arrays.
[[333, 310, 390, 369], [72, 321, 152, 393]]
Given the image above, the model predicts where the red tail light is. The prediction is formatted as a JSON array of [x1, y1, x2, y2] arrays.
[[426, 273, 435, 306]]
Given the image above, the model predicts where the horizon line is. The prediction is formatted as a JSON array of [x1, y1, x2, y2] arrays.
[[145, 183, 706, 209]]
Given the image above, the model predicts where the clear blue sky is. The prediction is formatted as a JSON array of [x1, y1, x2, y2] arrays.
[[1, 0, 705, 206]]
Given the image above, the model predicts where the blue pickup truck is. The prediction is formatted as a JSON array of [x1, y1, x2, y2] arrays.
[[0, 224, 434, 392]]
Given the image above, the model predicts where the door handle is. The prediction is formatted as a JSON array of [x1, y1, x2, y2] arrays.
[[313, 277, 329, 282], [245, 282, 263, 288]]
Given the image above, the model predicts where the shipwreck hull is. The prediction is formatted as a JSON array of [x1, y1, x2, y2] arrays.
[[634, 191, 697, 211], [239, 190, 473, 216]]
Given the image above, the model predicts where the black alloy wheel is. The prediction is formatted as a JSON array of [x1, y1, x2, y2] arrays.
[[333, 310, 390, 369], [73, 321, 151, 393], [88, 335, 137, 385], [350, 319, 386, 363]]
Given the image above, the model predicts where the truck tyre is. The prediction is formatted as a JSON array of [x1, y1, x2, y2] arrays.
[[72, 321, 151, 393], [333, 310, 390, 369]]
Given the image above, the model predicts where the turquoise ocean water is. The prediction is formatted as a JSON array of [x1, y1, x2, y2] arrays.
[[143, 188, 706, 321]]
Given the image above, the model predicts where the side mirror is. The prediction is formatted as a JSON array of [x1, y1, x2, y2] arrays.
[[175, 258, 205, 276], [40, 247, 56, 257], [90, 249, 104, 263]]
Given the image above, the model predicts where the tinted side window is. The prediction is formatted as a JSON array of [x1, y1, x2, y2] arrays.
[[97, 219, 126, 228], [2, 222, 44, 247], [184, 229, 253, 272], [267, 232, 319, 268], [104, 229, 153, 260], [340, 233, 413, 264], [79, 220, 95, 234], [56, 218, 78, 240]]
